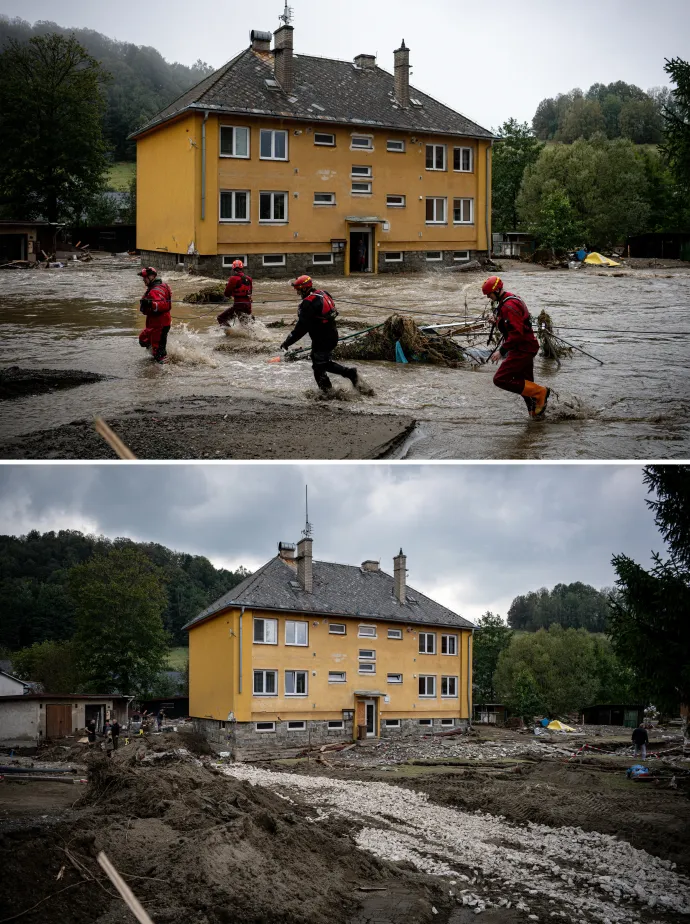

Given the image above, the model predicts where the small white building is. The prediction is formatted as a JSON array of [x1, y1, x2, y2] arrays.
[[0, 694, 131, 747], [0, 669, 30, 697]]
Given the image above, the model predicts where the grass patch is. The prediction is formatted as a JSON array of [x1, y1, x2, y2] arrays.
[[166, 646, 189, 670], [107, 161, 135, 191]]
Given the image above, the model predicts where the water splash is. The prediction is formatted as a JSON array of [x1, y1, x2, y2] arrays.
[[166, 323, 219, 367]]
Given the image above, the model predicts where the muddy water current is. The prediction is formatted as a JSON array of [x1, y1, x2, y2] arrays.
[[1, 255, 689, 459]]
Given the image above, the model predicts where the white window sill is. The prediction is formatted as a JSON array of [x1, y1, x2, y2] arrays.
[[387, 681, 403, 685], [220, 220, 251, 224], [419, 651, 437, 655], [313, 203, 337, 207], [285, 643, 309, 647], [220, 154, 250, 160], [358, 670, 377, 675], [387, 205, 406, 209], [253, 640, 278, 645], [351, 193, 373, 197], [328, 680, 346, 684], [253, 693, 278, 697], [419, 694, 437, 699], [426, 223, 448, 227], [285, 693, 308, 697], [453, 169, 474, 174], [426, 168, 447, 172], [259, 221, 289, 225], [453, 222, 475, 226], [441, 695, 459, 699], [351, 147, 374, 153], [260, 157, 289, 162]]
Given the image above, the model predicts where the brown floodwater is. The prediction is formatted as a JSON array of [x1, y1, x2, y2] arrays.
[[1, 255, 689, 460]]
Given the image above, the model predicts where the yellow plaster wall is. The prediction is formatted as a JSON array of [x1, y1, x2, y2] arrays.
[[188, 608, 237, 721]]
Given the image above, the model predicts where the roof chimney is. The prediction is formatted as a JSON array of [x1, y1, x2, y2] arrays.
[[251, 30, 272, 53], [354, 54, 376, 70], [394, 549, 407, 603], [278, 542, 297, 564], [273, 24, 294, 94], [296, 536, 313, 593], [394, 40, 410, 109], [361, 560, 380, 572]]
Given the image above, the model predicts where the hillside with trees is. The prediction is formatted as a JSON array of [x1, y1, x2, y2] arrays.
[[0, 16, 212, 160]]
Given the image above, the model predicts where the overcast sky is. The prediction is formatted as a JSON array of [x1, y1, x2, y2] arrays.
[[0, 464, 665, 623], [1, 0, 685, 128]]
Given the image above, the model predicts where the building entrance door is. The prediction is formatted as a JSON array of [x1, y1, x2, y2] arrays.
[[365, 699, 377, 737], [349, 229, 372, 273], [46, 704, 72, 739]]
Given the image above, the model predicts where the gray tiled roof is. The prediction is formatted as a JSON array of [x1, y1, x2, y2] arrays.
[[184, 556, 475, 631], [132, 48, 493, 140]]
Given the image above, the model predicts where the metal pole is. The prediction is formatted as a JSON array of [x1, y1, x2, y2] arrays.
[[549, 331, 605, 365]]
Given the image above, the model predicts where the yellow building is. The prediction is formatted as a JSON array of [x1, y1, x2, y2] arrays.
[[185, 537, 475, 758], [132, 24, 494, 278]]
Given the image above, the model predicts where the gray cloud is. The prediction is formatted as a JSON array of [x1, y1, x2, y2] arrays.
[[0, 464, 663, 622], [0, 0, 684, 127]]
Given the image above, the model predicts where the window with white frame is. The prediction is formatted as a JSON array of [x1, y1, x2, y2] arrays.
[[287, 721, 306, 731], [260, 191, 288, 222], [351, 134, 373, 150], [352, 181, 372, 195], [441, 675, 458, 698], [262, 254, 286, 266], [426, 198, 447, 224], [426, 252, 443, 262], [220, 126, 250, 158], [260, 129, 288, 160], [384, 718, 401, 727], [387, 673, 403, 684], [256, 721, 276, 732], [253, 670, 278, 695], [329, 623, 346, 635], [453, 198, 474, 224], [426, 144, 446, 171], [359, 662, 376, 674], [441, 634, 458, 655], [358, 625, 377, 638], [285, 670, 308, 696], [418, 718, 433, 726], [386, 195, 406, 208], [314, 132, 335, 146], [219, 190, 250, 222], [441, 718, 455, 726], [313, 253, 334, 265], [222, 255, 248, 268], [351, 165, 372, 178], [387, 139, 405, 153], [254, 618, 277, 644], [419, 675, 436, 697], [419, 632, 436, 654], [388, 628, 403, 640], [384, 252, 403, 263], [328, 671, 346, 683], [314, 192, 336, 206], [454, 251, 470, 262], [454, 146, 473, 172], [285, 620, 308, 647], [328, 720, 344, 730], [359, 649, 376, 661]]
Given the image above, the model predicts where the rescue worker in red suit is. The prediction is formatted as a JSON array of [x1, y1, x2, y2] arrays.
[[218, 260, 253, 326], [281, 275, 366, 394], [483, 276, 550, 418], [138, 267, 172, 364]]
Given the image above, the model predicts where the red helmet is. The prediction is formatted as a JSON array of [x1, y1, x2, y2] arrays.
[[482, 276, 503, 297], [231, 260, 244, 270], [292, 274, 314, 293], [139, 267, 157, 279]]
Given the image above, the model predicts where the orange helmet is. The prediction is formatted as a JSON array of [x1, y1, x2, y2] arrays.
[[482, 276, 503, 297], [292, 274, 314, 293], [231, 260, 244, 270]]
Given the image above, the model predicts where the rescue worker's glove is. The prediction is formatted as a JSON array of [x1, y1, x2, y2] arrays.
[[280, 340, 290, 351]]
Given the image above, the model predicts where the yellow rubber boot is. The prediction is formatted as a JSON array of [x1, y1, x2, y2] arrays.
[[522, 381, 551, 418]]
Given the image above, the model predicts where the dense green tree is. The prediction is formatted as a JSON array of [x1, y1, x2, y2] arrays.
[[507, 582, 611, 632], [609, 466, 690, 716], [491, 119, 543, 232], [0, 33, 110, 222], [472, 612, 512, 702], [557, 98, 606, 143], [69, 547, 169, 695], [532, 97, 559, 141], [12, 640, 81, 692], [661, 58, 690, 193], [509, 668, 545, 722], [527, 188, 582, 253], [619, 98, 663, 145]]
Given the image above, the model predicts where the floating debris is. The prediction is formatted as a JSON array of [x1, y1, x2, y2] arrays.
[[335, 315, 469, 367]]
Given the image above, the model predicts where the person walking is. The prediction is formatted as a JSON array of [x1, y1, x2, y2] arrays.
[[218, 260, 253, 326], [157, 708, 165, 732], [357, 239, 367, 273], [632, 722, 649, 760], [281, 275, 369, 395], [483, 276, 550, 419], [111, 718, 120, 751], [138, 267, 172, 364], [86, 719, 97, 748]]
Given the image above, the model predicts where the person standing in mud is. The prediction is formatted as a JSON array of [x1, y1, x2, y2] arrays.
[[483, 276, 550, 419], [111, 718, 120, 751], [218, 260, 253, 326], [281, 275, 369, 395], [138, 267, 172, 364]]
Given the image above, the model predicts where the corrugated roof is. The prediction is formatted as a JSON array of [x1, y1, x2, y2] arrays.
[[184, 556, 474, 631], [132, 47, 493, 140]]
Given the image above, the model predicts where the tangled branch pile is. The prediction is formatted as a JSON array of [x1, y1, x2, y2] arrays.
[[335, 315, 468, 367], [183, 284, 226, 304], [537, 310, 572, 360]]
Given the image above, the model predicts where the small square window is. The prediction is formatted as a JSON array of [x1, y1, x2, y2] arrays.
[[351, 135, 373, 150], [256, 721, 276, 732], [328, 671, 346, 683], [313, 253, 334, 265], [441, 718, 455, 726], [358, 626, 377, 638], [418, 718, 433, 727], [441, 676, 458, 698], [314, 192, 336, 206], [358, 662, 376, 674], [426, 144, 446, 171], [260, 129, 288, 160], [384, 718, 401, 727], [254, 618, 278, 644], [263, 254, 286, 266], [352, 182, 372, 195], [453, 251, 470, 262], [314, 132, 335, 146], [253, 670, 278, 695], [359, 649, 376, 661], [387, 628, 403, 639], [285, 670, 308, 696], [329, 624, 347, 635], [223, 255, 248, 268], [425, 252, 443, 262], [426, 198, 447, 224], [351, 165, 373, 178], [259, 191, 288, 223], [453, 198, 474, 224], [387, 139, 405, 153], [328, 720, 345, 730], [387, 673, 403, 684], [220, 126, 250, 159], [287, 721, 306, 731], [419, 675, 436, 697], [384, 252, 403, 263], [285, 620, 308, 646], [220, 190, 250, 223], [386, 195, 406, 208], [454, 146, 473, 172]]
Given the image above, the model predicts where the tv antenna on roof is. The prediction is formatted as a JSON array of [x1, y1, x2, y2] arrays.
[[279, 2, 294, 26], [302, 485, 313, 539]]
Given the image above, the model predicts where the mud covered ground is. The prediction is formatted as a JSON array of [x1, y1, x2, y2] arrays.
[[0, 366, 107, 401]]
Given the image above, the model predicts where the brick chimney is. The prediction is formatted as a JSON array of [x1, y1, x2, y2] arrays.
[[354, 54, 376, 70], [394, 40, 410, 108], [251, 30, 272, 53], [296, 536, 313, 593], [394, 549, 407, 603], [273, 24, 294, 94], [361, 560, 380, 572]]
